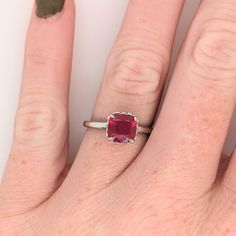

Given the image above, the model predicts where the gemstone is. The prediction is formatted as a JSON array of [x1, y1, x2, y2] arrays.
[[107, 113, 137, 143]]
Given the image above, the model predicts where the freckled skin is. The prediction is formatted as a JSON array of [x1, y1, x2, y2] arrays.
[[1, 0, 236, 235], [21, 160, 27, 165], [36, 0, 65, 19]]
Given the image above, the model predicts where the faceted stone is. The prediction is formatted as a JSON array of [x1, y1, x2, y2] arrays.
[[107, 113, 137, 143]]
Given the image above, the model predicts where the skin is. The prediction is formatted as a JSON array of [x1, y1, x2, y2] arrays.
[[0, 0, 236, 235]]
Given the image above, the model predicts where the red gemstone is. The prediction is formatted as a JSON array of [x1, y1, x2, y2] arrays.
[[107, 113, 137, 143]]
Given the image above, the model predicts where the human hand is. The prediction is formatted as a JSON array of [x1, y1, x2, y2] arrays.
[[0, 0, 236, 235]]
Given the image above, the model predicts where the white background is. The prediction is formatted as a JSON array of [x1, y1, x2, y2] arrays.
[[0, 0, 235, 177]]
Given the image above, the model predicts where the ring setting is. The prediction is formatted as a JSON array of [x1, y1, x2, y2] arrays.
[[83, 112, 152, 144]]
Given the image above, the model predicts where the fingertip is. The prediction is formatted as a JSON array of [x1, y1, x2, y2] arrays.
[[26, 0, 75, 55], [34, 0, 75, 20]]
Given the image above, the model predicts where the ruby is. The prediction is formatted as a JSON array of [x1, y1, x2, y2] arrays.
[[107, 113, 137, 143]]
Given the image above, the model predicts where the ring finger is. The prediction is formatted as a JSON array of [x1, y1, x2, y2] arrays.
[[66, 0, 185, 195]]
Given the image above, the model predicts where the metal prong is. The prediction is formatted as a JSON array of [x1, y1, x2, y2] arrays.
[[109, 114, 115, 119], [128, 139, 135, 144], [107, 137, 115, 142]]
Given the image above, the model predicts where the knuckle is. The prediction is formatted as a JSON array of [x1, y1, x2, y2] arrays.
[[15, 92, 68, 148], [106, 39, 169, 102], [190, 19, 236, 88]]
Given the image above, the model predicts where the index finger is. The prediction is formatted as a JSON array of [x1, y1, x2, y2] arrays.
[[1, 0, 75, 215]]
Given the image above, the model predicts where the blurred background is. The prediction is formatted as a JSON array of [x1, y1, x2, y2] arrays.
[[0, 0, 235, 177]]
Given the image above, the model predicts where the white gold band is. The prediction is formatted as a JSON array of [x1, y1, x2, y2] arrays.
[[83, 121, 152, 134]]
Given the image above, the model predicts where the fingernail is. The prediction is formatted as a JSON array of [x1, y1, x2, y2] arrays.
[[35, 0, 65, 19]]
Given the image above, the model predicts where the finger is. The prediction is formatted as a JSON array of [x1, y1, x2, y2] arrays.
[[221, 146, 236, 191], [1, 0, 75, 215], [135, 0, 236, 195], [215, 153, 230, 183], [65, 0, 185, 195]]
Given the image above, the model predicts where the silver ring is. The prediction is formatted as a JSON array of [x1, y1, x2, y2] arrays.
[[83, 112, 152, 144]]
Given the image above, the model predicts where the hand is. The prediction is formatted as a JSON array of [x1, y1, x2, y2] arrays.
[[0, 0, 236, 235]]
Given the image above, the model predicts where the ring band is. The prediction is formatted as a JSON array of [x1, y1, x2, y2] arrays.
[[83, 112, 152, 144], [83, 121, 152, 134]]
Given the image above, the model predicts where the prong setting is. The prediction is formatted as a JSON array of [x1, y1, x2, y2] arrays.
[[106, 112, 138, 144]]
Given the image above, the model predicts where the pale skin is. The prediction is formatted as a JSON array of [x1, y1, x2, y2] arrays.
[[0, 0, 236, 235]]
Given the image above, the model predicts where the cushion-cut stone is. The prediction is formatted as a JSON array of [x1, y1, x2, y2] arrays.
[[107, 113, 137, 143]]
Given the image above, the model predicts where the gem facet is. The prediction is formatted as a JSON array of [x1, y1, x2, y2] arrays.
[[107, 113, 138, 143]]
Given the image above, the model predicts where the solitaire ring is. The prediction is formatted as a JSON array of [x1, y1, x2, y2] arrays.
[[83, 112, 152, 144]]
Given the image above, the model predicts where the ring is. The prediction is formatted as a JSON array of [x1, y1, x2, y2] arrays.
[[83, 112, 152, 144]]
